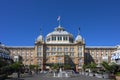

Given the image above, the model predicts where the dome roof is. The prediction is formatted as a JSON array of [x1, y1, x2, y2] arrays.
[[36, 35, 44, 42], [46, 26, 73, 37], [75, 34, 82, 42]]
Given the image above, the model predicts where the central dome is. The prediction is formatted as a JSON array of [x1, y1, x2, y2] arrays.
[[47, 26, 73, 37], [46, 26, 73, 44]]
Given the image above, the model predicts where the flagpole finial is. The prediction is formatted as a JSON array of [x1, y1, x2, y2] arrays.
[[57, 16, 61, 27]]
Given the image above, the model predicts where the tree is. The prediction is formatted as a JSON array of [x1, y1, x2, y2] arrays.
[[82, 64, 87, 71], [102, 61, 118, 74], [0, 58, 7, 68], [64, 64, 71, 70], [51, 64, 59, 70], [11, 62, 23, 78], [29, 65, 36, 71], [89, 62, 96, 72]]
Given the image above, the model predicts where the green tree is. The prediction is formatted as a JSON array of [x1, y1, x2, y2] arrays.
[[89, 62, 96, 72], [102, 61, 118, 74], [0, 58, 8, 68], [82, 64, 87, 71], [51, 64, 58, 70], [29, 65, 36, 71], [11, 62, 23, 78], [101, 61, 111, 73], [64, 64, 71, 70]]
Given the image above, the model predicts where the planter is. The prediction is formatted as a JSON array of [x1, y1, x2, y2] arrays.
[[95, 73, 103, 78], [116, 76, 120, 80]]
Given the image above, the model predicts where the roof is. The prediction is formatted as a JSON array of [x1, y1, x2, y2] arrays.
[[6, 46, 34, 48], [46, 26, 73, 37], [86, 46, 116, 49]]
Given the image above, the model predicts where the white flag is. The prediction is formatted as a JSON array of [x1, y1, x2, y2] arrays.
[[57, 16, 60, 21]]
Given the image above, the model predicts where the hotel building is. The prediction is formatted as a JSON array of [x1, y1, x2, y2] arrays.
[[6, 24, 118, 71]]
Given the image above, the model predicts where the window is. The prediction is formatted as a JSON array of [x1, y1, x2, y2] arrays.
[[65, 52, 68, 55], [52, 36, 56, 41], [106, 51, 108, 56], [46, 53, 49, 56], [70, 53, 74, 57], [101, 51, 104, 56], [58, 53, 62, 55], [58, 36, 62, 41], [60, 36, 62, 40], [52, 58, 54, 60], [38, 59, 42, 63], [78, 47, 82, 51], [70, 48, 74, 51], [37, 52, 41, 57], [58, 36, 60, 41], [78, 52, 82, 57], [51, 53, 55, 56], [91, 51, 94, 57], [46, 47, 50, 51], [63, 36, 68, 41], [47, 38, 50, 41], [21, 53, 24, 56], [106, 53, 108, 56], [38, 47, 42, 51], [79, 58, 82, 66], [30, 54, 33, 57], [64, 48, 68, 52], [58, 48, 62, 51], [26, 52, 29, 56], [96, 51, 99, 57], [58, 57, 62, 60], [52, 48, 56, 51]]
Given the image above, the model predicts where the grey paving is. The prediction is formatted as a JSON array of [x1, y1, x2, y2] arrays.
[[10, 73, 112, 80]]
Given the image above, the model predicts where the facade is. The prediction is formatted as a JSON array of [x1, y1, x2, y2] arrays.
[[111, 46, 120, 64], [6, 24, 118, 71], [7, 46, 35, 66], [85, 46, 116, 67], [0, 43, 13, 66]]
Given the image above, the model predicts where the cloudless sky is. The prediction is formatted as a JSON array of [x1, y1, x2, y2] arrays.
[[0, 0, 120, 46]]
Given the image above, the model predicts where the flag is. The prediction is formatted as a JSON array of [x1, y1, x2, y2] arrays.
[[57, 16, 60, 21]]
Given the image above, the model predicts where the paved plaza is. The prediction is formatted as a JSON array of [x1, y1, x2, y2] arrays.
[[5, 73, 112, 80]]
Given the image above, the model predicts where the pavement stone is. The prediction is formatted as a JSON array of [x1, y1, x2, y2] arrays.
[[5, 73, 113, 80]]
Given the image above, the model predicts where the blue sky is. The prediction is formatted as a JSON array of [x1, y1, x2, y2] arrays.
[[0, 0, 120, 46]]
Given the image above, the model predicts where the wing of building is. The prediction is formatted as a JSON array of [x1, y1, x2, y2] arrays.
[[6, 24, 118, 72]]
